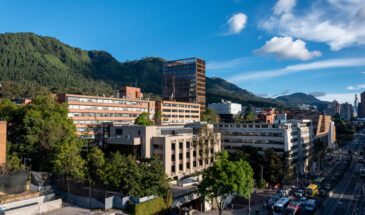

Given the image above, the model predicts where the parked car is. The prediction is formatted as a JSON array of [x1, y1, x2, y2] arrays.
[[305, 199, 317, 212], [299, 197, 307, 207], [285, 201, 301, 215], [278, 188, 290, 197], [293, 188, 305, 198], [319, 189, 327, 197], [325, 183, 332, 190]]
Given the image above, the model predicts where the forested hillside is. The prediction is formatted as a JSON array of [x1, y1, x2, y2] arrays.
[[0, 32, 278, 106]]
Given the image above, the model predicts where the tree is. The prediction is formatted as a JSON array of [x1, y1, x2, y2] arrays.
[[243, 111, 257, 122], [87, 147, 105, 185], [153, 110, 162, 125], [198, 151, 254, 215], [3, 94, 79, 171], [53, 141, 86, 193], [202, 108, 218, 124], [231, 146, 263, 180], [134, 112, 153, 126], [102, 152, 126, 191], [263, 149, 284, 184], [0, 153, 25, 175], [139, 157, 169, 197]]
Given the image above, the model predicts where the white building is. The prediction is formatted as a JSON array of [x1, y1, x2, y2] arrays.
[[216, 119, 313, 174], [208, 100, 242, 115]]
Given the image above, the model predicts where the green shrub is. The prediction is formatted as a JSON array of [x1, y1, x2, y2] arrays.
[[132, 197, 166, 215]]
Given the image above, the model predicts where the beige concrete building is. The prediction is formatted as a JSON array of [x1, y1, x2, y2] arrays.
[[102, 123, 221, 178], [57, 93, 155, 137], [216, 119, 313, 174], [0, 121, 6, 166], [156, 100, 200, 125]]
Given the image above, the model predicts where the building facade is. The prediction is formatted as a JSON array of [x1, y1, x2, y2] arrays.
[[326, 100, 341, 116], [162, 58, 206, 113], [208, 100, 242, 123], [57, 93, 155, 137], [156, 100, 200, 125], [0, 121, 6, 166], [216, 120, 313, 174], [340, 102, 353, 121], [102, 123, 221, 178]]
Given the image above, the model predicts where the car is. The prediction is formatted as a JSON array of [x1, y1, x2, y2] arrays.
[[325, 183, 332, 190], [266, 194, 281, 209], [305, 199, 317, 212], [293, 188, 304, 198], [285, 201, 301, 215], [299, 197, 307, 207], [319, 189, 327, 197], [278, 188, 290, 197]]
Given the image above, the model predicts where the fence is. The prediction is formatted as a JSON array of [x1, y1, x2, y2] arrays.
[[0, 170, 29, 194]]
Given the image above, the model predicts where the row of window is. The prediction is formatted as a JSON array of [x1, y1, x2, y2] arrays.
[[67, 96, 147, 105], [222, 131, 284, 137], [218, 124, 278, 129], [223, 139, 285, 145], [69, 105, 150, 112], [74, 120, 127, 124], [161, 104, 200, 109], [170, 150, 215, 161], [171, 159, 214, 173], [162, 109, 199, 113], [69, 113, 139, 118], [162, 114, 199, 118]]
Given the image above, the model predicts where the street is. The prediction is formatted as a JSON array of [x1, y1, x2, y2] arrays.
[[319, 136, 365, 215]]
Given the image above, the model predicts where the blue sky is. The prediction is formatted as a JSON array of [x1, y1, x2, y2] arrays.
[[1, 0, 365, 104]]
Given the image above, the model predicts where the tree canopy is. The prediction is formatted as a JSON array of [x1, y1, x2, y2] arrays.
[[134, 112, 153, 126], [198, 151, 254, 215], [201, 108, 218, 124], [1, 95, 79, 171]]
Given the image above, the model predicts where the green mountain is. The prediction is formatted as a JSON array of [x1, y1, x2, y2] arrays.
[[276, 93, 329, 110], [0, 32, 277, 106]]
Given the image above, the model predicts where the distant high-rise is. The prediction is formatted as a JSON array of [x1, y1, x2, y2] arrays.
[[162, 58, 206, 113], [361, 92, 365, 118]]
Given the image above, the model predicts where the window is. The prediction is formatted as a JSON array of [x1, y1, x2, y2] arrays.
[[171, 143, 175, 150], [193, 161, 197, 167], [138, 130, 141, 135], [186, 142, 191, 148], [179, 153, 183, 160], [193, 151, 197, 157], [199, 160, 203, 166], [171, 154, 175, 161], [186, 152, 190, 158], [179, 142, 183, 149], [115, 128, 123, 135], [186, 162, 190, 169], [179, 164, 183, 171], [171, 166, 175, 173]]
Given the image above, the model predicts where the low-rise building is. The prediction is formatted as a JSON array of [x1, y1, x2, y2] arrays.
[[216, 119, 313, 174], [57, 92, 155, 138], [208, 100, 242, 123], [102, 123, 221, 178], [156, 100, 200, 125]]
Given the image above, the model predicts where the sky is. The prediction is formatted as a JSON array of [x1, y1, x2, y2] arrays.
[[1, 0, 365, 104]]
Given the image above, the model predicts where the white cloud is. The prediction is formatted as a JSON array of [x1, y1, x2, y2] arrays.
[[321, 93, 359, 104], [227, 57, 365, 83], [227, 12, 247, 35], [256, 36, 321, 61], [260, 0, 365, 50], [347, 84, 365, 91], [273, 0, 296, 15]]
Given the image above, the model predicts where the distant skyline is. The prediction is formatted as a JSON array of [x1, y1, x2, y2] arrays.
[[1, 0, 364, 104]]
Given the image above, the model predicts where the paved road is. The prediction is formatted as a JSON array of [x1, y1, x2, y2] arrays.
[[319, 139, 364, 215]]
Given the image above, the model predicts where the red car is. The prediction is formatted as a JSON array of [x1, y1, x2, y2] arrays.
[[285, 201, 301, 215]]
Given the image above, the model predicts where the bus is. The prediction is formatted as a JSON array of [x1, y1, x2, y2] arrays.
[[273, 197, 291, 215], [305, 184, 318, 198]]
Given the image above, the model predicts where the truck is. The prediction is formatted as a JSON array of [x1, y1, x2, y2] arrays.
[[305, 184, 318, 198]]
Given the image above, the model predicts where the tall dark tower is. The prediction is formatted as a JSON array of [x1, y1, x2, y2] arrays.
[[162, 58, 206, 113]]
